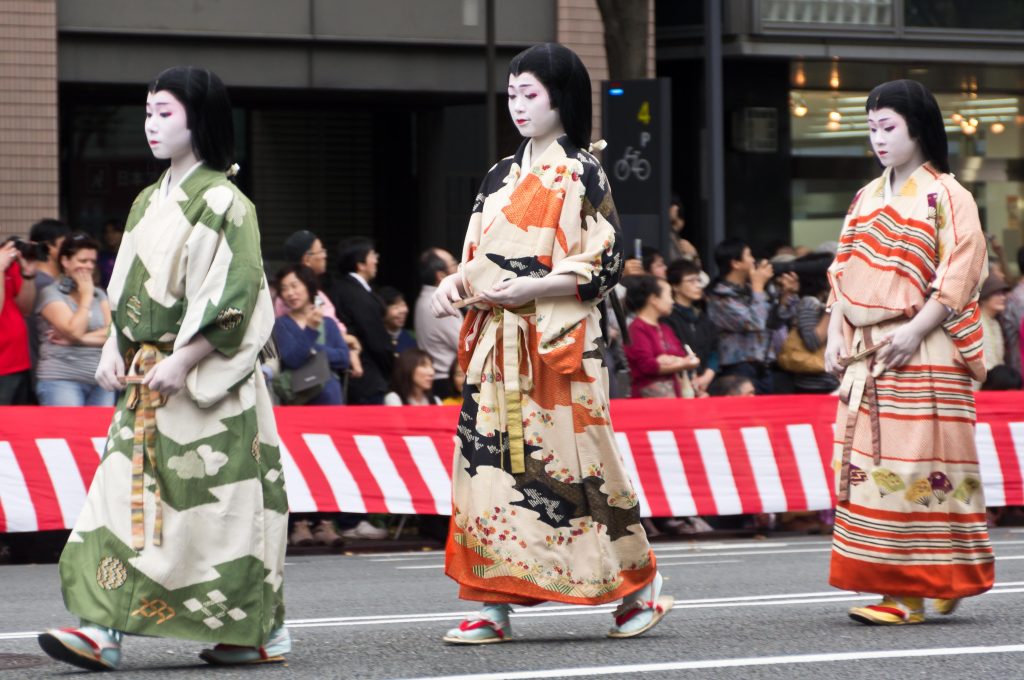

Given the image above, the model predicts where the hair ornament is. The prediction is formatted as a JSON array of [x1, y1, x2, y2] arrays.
[[227, 163, 240, 178]]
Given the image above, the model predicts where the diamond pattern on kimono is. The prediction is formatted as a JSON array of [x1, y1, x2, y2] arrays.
[[265, 468, 282, 483], [182, 589, 246, 630]]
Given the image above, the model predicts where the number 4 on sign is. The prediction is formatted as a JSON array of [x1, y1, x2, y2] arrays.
[[637, 101, 651, 126]]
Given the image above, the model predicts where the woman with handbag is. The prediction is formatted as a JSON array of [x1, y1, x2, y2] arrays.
[[776, 252, 839, 394], [624, 275, 700, 399], [273, 264, 350, 406]]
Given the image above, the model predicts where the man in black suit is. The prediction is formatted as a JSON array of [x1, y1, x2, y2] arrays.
[[328, 237, 393, 405]]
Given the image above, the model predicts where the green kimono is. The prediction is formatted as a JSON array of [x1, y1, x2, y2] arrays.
[[58, 163, 287, 647]]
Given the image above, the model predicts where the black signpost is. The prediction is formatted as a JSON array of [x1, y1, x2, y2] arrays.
[[601, 78, 672, 260]]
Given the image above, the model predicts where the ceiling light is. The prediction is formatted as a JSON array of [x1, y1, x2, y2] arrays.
[[828, 110, 842, 122], [951, 113, 963, 123], [826, 120, 841, 131], [991, 121, 1006, 134]]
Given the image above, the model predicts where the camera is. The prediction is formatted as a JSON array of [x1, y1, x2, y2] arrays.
[[2, 236, 48, 261]]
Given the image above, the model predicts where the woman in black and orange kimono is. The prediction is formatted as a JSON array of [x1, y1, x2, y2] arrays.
[[430, 43, 671, 644]]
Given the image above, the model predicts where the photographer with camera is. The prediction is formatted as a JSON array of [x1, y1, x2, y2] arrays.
[[0, 236, 40, 404], [705, 238, 798, 394]]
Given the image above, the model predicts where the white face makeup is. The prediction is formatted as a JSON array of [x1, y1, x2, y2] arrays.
[[507, 72, 562, 141], [867, 107, 919, 169], [145, 90, 193, 161]]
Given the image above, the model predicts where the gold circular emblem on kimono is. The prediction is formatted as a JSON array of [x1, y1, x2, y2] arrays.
[[216, 307, 243, 331], [251, 435, 261, 462], [96, 556, 128, 590]]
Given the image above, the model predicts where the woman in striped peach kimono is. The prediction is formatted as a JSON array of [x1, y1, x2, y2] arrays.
[[430, 43, 670, 644], [824, 80, 994, 625]]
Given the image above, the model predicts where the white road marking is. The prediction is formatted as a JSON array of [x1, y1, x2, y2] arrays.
[[657, 559, 742, 566], [3, 583, 1024, 640], [388, 644, 1024, 680]]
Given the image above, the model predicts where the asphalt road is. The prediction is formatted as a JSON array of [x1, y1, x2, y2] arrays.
[[4, 529, 1024, 679]]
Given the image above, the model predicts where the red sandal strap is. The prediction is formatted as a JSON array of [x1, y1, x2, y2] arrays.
[[865, 605, 908, 620], [614, 600, 664, 627], [458, 618, 505, 639], [62, 629, 103, 656]]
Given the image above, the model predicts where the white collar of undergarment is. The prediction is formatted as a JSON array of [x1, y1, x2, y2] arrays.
[[515, 141, 535, 188], [159, 160, 204, 201], [348, 271, 372, 293], [883, 172, 894, 205]]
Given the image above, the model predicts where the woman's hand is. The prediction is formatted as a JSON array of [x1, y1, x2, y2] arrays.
[[876, 324, 924, 371], [71, 268, 94, 297], [680, 354, 701, 371], [307, 305, 323, 330], [431, 271, 465, 318], [95, 335, 125, 392], [824, 330, 847, 377], [144, 353, 189, 396], [480, 277, 542, 308]]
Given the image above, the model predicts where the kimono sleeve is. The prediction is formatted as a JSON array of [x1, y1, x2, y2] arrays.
[[929, 183, 987, 314], [178, 183, 274, 407], [177, 183, 264, 357], [458, 164, 498, 280], [550, 155, 623, 305], [107, 184, 156, 346], [826, 187, 866, 311]]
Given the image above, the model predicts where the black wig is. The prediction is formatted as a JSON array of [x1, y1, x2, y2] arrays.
[[508, 43, 592, 150], [865, 79, 949, 174], [149, 66, 235, 172]]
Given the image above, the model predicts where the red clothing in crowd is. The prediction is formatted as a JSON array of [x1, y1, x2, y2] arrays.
[[625, 316, 688, 398], [0, 261, 30, 376]]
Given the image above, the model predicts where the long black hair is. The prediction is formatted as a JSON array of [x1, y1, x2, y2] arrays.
[[148, 66, 235, 172], [865, 79, 949, 174], [508, 43, 592, 150]]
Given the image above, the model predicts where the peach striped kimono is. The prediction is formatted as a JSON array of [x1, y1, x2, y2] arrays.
[[444, 136, 656, 606], [827, 162, 994, 599]]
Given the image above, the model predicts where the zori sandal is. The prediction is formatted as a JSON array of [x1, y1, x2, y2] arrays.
[[38, 624, 123, 671], [933, 598, 961, 616], [443, 604, 513, 644], [199, 626, 291, 665], [608, 571, 674, 639], [848, 596, 924, 625]]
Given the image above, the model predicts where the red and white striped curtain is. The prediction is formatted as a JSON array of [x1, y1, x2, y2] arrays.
[[2, 394, 1023, 533]]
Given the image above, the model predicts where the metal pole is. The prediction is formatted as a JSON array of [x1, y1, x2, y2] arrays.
[[704, 0, 725, 269], [485, 0, 497, 162]]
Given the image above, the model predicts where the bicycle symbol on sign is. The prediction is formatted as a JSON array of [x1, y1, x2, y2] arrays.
[[614, 146, 651, 182]]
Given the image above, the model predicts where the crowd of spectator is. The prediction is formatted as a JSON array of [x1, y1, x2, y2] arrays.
[[4, 213, 1024, 546]]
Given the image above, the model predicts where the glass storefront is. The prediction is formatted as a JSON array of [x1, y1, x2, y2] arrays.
[[790, 86, 1024, 275]]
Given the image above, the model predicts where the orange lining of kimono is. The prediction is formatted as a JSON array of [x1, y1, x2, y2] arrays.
[[829, 552, 994, 600], [445, 521, 657, 606]]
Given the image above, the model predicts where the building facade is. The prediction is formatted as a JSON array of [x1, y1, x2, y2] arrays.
[[659, 0, 1024, 274], [2, 0, 649, 295]]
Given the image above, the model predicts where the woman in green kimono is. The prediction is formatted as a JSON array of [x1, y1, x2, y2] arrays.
[[38, 67, 289, 670], [433, 43, 672, 644]]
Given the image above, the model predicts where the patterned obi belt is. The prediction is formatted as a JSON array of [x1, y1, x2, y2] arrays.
[[835, 324, 890, 502], [465, 302, 536, 475], [123, 341, 174, 551]]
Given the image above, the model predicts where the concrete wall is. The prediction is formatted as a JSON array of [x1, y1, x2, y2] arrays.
[[56, 0, 555, 92], [0, 0, 58, 237]]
